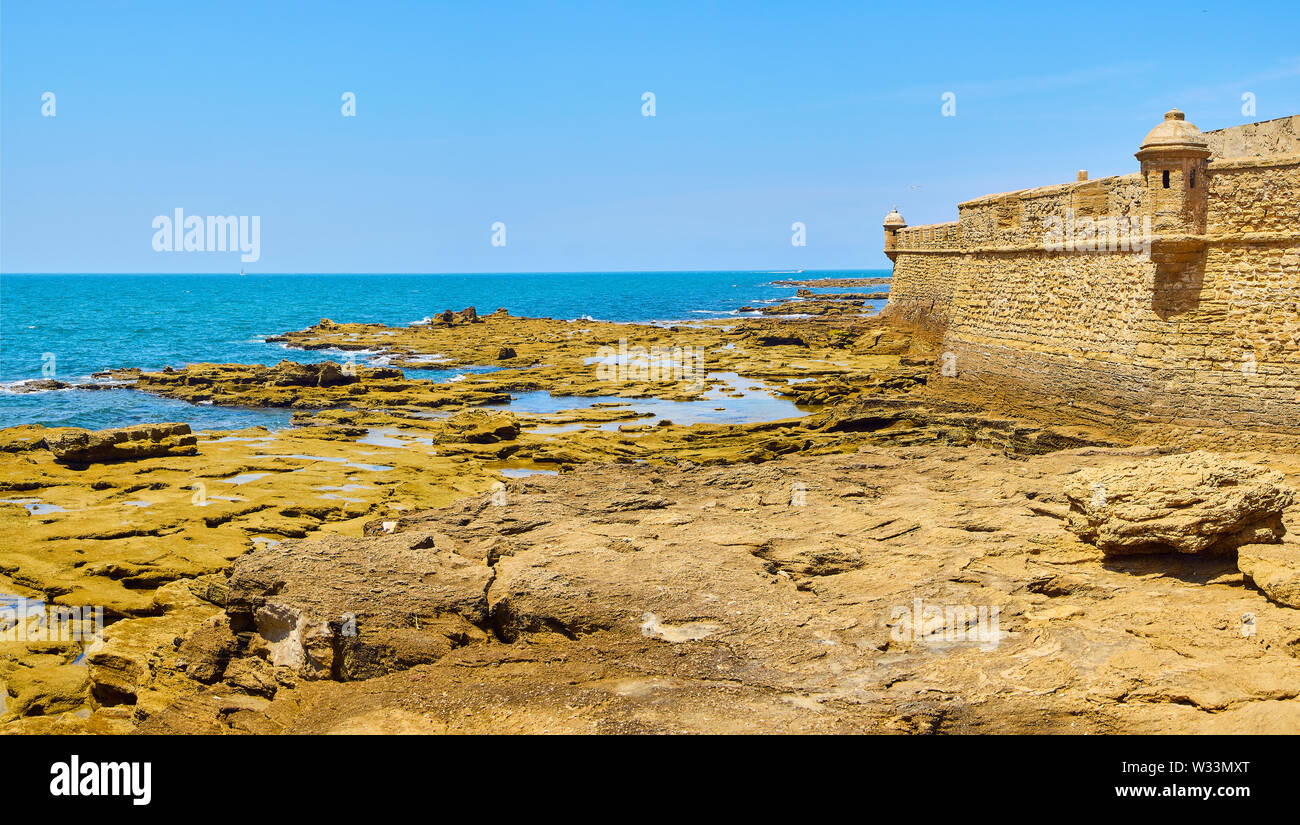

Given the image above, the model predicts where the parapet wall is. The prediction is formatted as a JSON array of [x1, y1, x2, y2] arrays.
[[958, 174, 1145, 249], [886, 174, 1148, 329], [1204, 115, 1300, 160], [884, 146, 1300, 431]]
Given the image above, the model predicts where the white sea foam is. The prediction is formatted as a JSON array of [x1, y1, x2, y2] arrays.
[[394, 353, 450, 364], [0, 379, 73, 394]]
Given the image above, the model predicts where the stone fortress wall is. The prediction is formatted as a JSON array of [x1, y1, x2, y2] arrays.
[[883, 113, 1300, 430]]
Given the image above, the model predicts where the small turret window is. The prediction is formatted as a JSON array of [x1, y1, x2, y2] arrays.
[[1190, 169, 1197, 189], [1162, 170, 1170, 188]]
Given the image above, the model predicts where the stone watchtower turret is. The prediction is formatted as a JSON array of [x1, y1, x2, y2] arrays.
[[883, 207, 906, 262], [1135, 109, 1211, 237]]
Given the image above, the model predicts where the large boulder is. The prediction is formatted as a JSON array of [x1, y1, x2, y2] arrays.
[[427, 306, 481, 325], [443, 410, 520, 444], [315, 362, 350, 387], [1064, 452, 1294, 555], [45, 423, 198, 465], [267, 360, 357, 388]]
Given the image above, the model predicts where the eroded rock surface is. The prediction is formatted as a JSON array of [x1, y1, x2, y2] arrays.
[[1064, 451, 1294, 555], [224, 531, 492, 680], [126, 446, 1300, 735]]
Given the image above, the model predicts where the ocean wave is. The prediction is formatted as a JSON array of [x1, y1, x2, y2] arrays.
[[314, 347, 384, 361], [682, 309, 762, 317]]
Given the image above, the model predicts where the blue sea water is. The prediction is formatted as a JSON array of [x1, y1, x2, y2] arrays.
[[0, 271, 888, 431]]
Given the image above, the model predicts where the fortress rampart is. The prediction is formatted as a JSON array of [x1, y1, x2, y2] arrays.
[[883, 112, 1300, 430]]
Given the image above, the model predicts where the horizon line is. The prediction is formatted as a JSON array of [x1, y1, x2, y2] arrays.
[[0, 268, 892, 277]]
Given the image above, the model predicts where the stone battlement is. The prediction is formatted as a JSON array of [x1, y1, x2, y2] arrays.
[[1204, 114, 1300, 160], [882, 110, 1300, 432]]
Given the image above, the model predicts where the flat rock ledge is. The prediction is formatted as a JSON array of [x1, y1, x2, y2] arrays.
[[45, 423, 198, 465], [1064, 451, 1294, 555]]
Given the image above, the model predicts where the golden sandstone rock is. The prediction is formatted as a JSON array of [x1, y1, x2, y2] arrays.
[[128, 446, 1300, 734], [1064, 452, 1294, 555], [1237, 544, 1300, 608], [45, 423, 198, 465]]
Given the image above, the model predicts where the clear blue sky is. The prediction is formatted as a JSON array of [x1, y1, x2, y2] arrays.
[[2, 0, 1297, 273]]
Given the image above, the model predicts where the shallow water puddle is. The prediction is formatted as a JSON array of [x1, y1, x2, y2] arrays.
[[403, 409, 454, 421], [1, 591, 102, 666], [0, 591, 46, 615], [221, 472, 272, 485], [0, 498, 67, 515], [528, 423, 601, 434], [501, 372, 806, 427], [357, 428, 434, 448]]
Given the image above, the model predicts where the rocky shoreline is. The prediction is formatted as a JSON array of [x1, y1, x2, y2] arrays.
[[5, 305, 1300, 734]]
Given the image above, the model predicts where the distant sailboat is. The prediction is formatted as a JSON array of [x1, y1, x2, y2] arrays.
[[240, 266, 246, 276]]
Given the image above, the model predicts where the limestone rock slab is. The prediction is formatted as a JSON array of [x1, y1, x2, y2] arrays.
[[1064, 452, 1293, 555]]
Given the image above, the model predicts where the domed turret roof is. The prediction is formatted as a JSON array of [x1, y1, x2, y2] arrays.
[[883, 207, 906, 227], [1138, 109, 1210, 156]]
